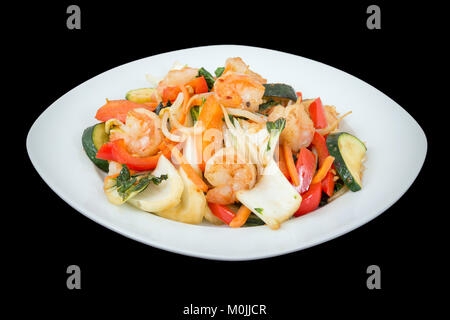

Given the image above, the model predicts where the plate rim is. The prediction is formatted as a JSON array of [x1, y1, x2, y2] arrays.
[[26, 44, 428, 261]]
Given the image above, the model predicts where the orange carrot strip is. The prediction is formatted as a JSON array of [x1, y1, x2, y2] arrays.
[[180, 85, 190, 109], [229, 205, 252, 228], [143, 101, 159, 110], [158, 140, 173, 159], [96, 99, 157, 123], [283, 144, 299, 186], [311, 156, 335, 184], [178, 85, 191, 125], [198, 95, 224, 131], [198, 95, 224, 170], [277, 146, 291, 180], [106, 173, 119, 180], [171, 147, 208, 192]]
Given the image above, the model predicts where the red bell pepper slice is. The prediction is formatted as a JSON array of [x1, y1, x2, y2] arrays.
[[311, 132, 330, 167], [208, 203, 236, 225], [309, 98, 327, 129], [187, 76, 209, 94], [162, 86, 182, 103], [95, 99, 157, 123], [96, 139, 160, 171], [96, 142, 114, 161], [296, 91, 302, 102], [321, 171, 335, 197], [294, 147, 317, 194], [294, 183, 322, 217]]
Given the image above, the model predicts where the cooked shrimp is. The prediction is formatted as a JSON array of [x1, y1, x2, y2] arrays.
[[321, 105, 339, 131], [268, 102, 315, 152], [156, 67, 199, 97], [109, 108, 163, 157], [223, 57, 267, 84], [302, 99, 338, 126], [214, 72, 265, 112], [241, 119, 266, 134], [300, 99, 314, 110], [303, 100, 341, 135], [205, 147, 257, 205]]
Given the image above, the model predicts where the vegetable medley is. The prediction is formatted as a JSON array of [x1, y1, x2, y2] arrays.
[[82, 57, 367, 230]]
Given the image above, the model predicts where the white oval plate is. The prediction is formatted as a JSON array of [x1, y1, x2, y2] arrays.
[[26, 45, 427, 260]]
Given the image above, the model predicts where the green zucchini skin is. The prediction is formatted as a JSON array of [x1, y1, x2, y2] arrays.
[[263, 83, 297, 101], [82, 123, 109, 172], [244, 214, 266, 227], [326, 132, 366, 192]]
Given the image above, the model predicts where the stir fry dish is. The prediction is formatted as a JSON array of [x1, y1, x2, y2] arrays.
[[82, 57, 367, 229]]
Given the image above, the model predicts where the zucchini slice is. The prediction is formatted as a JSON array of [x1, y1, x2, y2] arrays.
[[82, 123, 109, 172], [326, 132, 366, 192], [244, 214, 266, 227], [263, 83, 297, 101], [125, 88, 156, 104]]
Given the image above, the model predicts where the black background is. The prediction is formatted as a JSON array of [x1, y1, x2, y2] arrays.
[[15, 1, 442, 317]]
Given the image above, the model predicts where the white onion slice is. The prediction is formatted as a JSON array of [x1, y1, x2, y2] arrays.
[[161, 110, 184, 143], [145, 74, 162, 88], [225, 108, 267, 123], [169, 93, 203, 134], [328, 185, 349, 202]]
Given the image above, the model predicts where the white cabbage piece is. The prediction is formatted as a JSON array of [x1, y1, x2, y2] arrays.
[[236, 160, 301, 230], [128, 155, 184, 212], [104, 175, 126, 205], [155, 167, 206, 224]]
